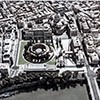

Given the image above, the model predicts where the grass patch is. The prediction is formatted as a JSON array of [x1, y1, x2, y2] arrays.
[[17, 41, 56, 65], [47, 58, 55, 65], [18, 41, 29, 65]]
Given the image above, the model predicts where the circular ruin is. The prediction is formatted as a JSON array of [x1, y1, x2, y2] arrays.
[[23, 43, 54, 63]]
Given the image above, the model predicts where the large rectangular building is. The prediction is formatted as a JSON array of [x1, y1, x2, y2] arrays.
[[22, 27, 53, 45]]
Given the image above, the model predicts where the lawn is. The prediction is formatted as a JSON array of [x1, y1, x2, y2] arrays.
[[17, 41, 29, 65], [17, 40, 56, 65], [47, 57, 55, 65]]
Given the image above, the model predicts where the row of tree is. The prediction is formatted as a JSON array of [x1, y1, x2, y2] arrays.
[[0, 71, 85, 91]]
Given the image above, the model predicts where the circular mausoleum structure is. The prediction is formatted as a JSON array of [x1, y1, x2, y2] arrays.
[[23, 43, 54, 63]]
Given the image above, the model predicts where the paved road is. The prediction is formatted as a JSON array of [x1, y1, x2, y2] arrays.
[[73, 13, 100, 100]]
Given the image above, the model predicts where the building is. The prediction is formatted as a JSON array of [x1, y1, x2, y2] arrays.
[[22, 27, 53, 46]]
